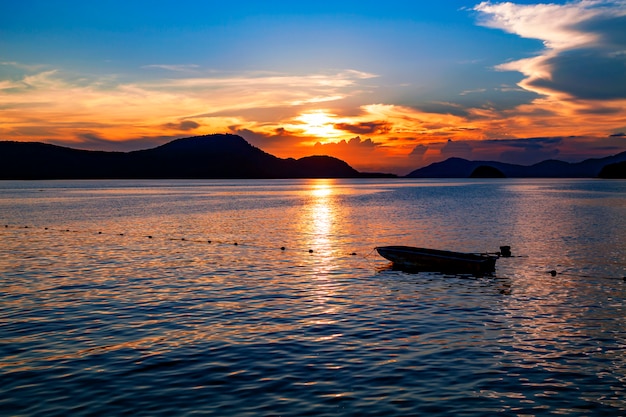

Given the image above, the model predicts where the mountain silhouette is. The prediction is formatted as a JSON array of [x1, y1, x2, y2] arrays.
[[0, 134, 387, 179], [406, 151, 626, 178]]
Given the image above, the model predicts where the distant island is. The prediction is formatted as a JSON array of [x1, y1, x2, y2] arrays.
[[2, 134, 625, 179], [0, 134, 395, 180], [407, 152, 626, 179], [598, 161, 626, 179]]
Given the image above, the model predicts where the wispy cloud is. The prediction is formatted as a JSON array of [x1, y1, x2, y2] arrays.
[[142, 64, 201, 73], [0, 65, 378, 145], [460, 88, 487, 96]]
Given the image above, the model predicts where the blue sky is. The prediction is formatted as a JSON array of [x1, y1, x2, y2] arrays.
[[1, 0, 625, 173]]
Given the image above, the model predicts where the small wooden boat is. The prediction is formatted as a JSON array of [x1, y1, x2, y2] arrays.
[[376, 245, 498, 275]]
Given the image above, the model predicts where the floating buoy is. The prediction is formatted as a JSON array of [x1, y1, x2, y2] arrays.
[[44, 227, 48, 230], [208, 240, 211, 244], [280, 246, 286, 251], [350, 252, 357, 256], [119, 233, 124, 236], [147, 235, 152, 239], [98, 231, 102, 234], [181, 238, 186, 241], [549, 270, 558, 277], [234, 242, 238, 246], [309, 249, 314, 253]]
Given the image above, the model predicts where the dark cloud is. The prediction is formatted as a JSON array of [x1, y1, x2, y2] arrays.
[[482, 137, 561, 165], [499, 148, 560, 165], [610, 132, 625, 137], [75, 132, 113, 147], [575, 104, 625, 116], [408, 144, 429, 165], [528, 48, 626, 100], [583, 145, 625, 153], [52, 133, 185, 152], [231, 128, 275, 148], [333, 120, 391, 135], [310, 137, 388, 172], [486, 137, 563, 150], [409, 144, 428, 157], [232, 127, 296, 147], [578, 14, 626, 50], [440, 139, 473, 159], [163, 120, 201, 131], [231, 127, 312, 159], [523, 14, 626, 101]]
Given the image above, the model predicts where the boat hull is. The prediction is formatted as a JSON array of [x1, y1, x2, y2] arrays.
[[376, 246, 497, 275]]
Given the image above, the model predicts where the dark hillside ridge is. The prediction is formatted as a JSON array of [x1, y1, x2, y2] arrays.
[[406, 151, 626, 178], [0, 134, 391, 179]]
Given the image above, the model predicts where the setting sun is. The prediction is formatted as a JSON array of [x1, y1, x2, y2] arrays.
[[293, 110, 344, 141]]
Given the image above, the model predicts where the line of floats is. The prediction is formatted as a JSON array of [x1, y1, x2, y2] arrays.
[[4, 223, 625, 281], [3, 223, 358, 256]]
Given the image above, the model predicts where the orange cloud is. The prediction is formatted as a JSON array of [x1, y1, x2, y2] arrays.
[[0, 63, 378, 146]]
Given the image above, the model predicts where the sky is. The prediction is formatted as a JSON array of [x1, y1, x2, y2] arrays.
[[1, 0, 625, 174]]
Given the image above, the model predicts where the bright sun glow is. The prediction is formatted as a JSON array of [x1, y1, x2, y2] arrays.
[[294, 110, 343, 140]]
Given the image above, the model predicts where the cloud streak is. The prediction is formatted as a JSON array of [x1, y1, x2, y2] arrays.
[[0, 64, 378, 146]]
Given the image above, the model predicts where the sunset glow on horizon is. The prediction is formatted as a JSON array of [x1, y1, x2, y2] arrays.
[[1, 1, 625, 174]]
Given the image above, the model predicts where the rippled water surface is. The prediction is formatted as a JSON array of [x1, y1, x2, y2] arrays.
[[1, 179, 625, 416]]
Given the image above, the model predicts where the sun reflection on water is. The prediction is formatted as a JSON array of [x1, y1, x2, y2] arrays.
[[311, 180, 333, 198], [297, 179, 346, 326], [300, 179, 337, 257]]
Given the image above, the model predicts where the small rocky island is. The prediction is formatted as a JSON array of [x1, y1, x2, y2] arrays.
[[598, 161, 626, 178], [469, 165, 506, 178]]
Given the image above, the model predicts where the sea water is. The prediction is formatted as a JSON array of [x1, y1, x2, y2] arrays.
[[1, 178, 625, 416]]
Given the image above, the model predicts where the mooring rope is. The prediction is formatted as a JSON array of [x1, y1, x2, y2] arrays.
[[2, 223, 373, 262]]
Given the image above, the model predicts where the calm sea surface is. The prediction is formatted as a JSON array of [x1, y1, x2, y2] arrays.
[[1, 178, 625, 416]]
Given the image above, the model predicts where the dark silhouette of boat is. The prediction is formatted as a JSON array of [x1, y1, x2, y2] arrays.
[[376, 246, 500, 275]]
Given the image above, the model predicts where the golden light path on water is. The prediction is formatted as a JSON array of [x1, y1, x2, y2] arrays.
[[309, 179, 334, 254], [300, 180, 344, 336]]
